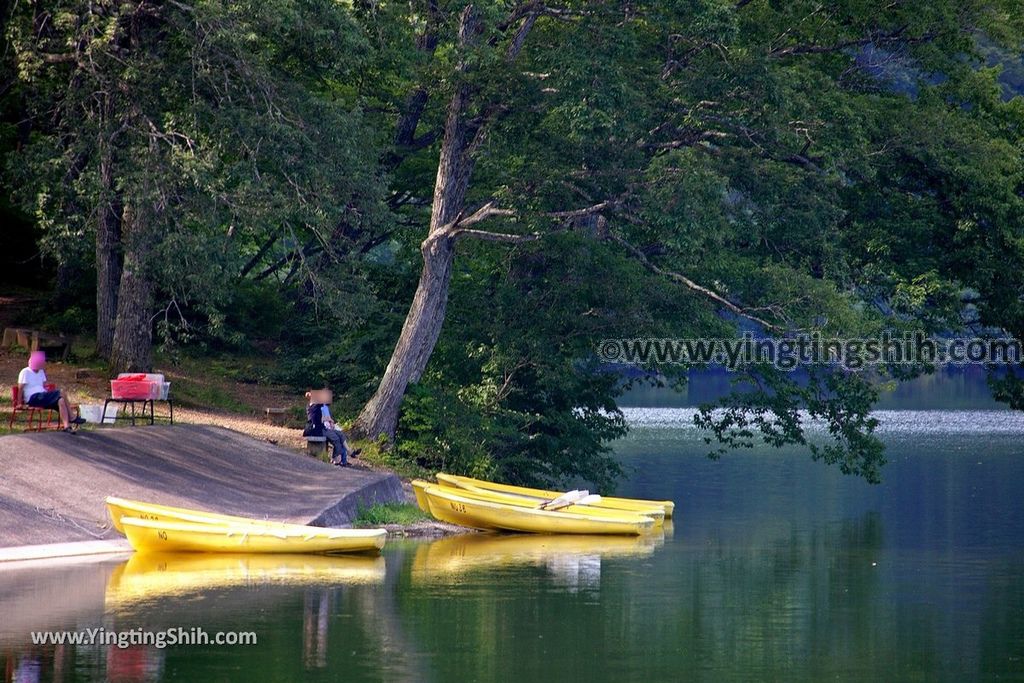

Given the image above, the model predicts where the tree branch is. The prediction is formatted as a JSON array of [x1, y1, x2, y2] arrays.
[[240, 228, 281, 278], [39, 52, 77, 64], [436, 200, 515, 235], [433, 198, 783, 330], [498, 1, 541, 31], [506, 10, 539, 61], [769, 26, 935, 58], [386, 0, 441, 169], [545, 200, 618, 219], [430, 200, 541, 245], [451, 228, 541, 244], [443, 198, 620, 234], [606, 232, 782, 331], [460, 201, 517, 227], [254, 238, 320, 281]]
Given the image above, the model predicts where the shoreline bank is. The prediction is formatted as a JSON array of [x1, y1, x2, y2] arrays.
[[0, 424, 408, 548]]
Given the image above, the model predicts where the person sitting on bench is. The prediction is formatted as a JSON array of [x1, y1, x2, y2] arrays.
[[17, 350, 85, 433], [303, 389, 349, 467]]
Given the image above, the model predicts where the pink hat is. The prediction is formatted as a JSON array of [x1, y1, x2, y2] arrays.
[[28, 351, 46, 371]]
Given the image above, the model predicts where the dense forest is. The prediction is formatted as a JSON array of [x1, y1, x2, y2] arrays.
[[2, 0, 1024, 487]]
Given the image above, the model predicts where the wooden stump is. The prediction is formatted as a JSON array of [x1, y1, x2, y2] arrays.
[[305, 437, 330, 464]]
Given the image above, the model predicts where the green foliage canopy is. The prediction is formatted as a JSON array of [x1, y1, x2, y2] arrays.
[[6, 0, 1024, 487]]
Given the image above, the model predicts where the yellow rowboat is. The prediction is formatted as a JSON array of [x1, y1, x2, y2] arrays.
[[435, 472, 675, 518], [412, 479, 432, 512], [106, 552, 384, 608], [416, 478, 664, 525], [411, 532, 662, 582], [106, 496, 296, 535], [120, 517, 387, 554], [414, 482, 655, 535]]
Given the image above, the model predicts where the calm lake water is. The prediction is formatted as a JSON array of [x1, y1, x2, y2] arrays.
[[3, 375, 1024, 682]]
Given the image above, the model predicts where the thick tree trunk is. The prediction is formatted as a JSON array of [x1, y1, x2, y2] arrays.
[[351, 235, 456, 439], [95, 151, 123, 359], [386, 0, 440, 168], [109, 203, 153, 373], [351, 6, 482, 441]]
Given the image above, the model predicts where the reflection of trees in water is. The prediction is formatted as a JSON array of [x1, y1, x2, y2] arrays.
[[978, 558, 1024, 680], [302, 590, 330, 670], [544, 555, 601, 593], [4, 525, 1022, 682], [396, 539, 658, 681], [654, 512, 938, 681], [0, 557, 405, 682], [392, 514, 971, 681], [339, 546, 434, 682]]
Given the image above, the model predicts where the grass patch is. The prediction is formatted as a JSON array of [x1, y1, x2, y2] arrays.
[[171, 376, 250, 412], [63, 336, 107, 366], [352, 502, 430, 527], [347, 437, 432, 480], [167, 353, 277, 385]]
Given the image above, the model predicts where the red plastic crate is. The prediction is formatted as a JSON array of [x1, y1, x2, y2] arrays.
[[110, 379, 161, 400]]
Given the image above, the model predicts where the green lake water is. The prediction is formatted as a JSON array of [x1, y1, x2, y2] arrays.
[[3, 388, 1024, 681]]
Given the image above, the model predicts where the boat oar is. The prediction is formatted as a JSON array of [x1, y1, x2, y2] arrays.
[[544, 493, 604, 511], [539, 489, 588, 511], [538, 489, 584, 510]]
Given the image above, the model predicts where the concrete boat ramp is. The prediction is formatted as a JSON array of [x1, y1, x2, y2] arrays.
[[0, 424, 403, 558]]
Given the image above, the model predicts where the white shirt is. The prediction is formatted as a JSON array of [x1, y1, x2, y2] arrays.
[[17, 367, 47, 401]]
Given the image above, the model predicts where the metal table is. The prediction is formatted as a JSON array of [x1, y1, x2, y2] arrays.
[[101, 398, 174, 426]]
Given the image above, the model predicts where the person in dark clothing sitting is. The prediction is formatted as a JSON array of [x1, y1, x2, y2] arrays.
[[303, 389, 349, 467]]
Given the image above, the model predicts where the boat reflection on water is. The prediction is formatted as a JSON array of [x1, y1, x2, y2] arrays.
[[105, 552, 386, 609], [411, 526, 669, 591]]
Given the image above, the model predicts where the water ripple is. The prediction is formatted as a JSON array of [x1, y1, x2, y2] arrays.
[[621, 407, 1024, 435]]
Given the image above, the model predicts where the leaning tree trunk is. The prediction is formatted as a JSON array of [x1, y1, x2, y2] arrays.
[[109, 203, 153, 373], [351, 236, 456, 440], [95, 148, 123, 360], [350, 6, 482, 441]]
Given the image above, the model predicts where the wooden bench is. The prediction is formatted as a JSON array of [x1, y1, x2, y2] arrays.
[[35, 335, 71, 363], [1, 328, 29, 348], [1, 327, 71, 361]]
